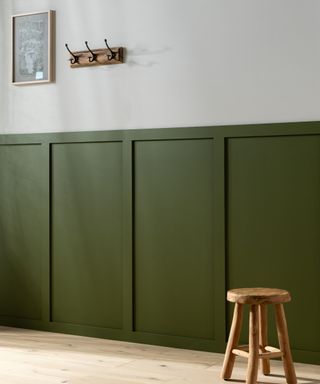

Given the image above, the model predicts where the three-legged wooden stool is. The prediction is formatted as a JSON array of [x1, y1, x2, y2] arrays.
[[221, 288, 297, 384]]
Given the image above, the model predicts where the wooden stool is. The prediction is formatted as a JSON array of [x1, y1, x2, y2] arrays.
[[221, 288, 297, 384]]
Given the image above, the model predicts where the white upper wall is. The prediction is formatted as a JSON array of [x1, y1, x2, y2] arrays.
[[1, 0, 320, 133]]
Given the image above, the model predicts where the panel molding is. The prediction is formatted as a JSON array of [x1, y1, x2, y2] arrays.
[[50, 141, 123, 329], [133, 138, 216, 340], [0, 143, 44, 321]]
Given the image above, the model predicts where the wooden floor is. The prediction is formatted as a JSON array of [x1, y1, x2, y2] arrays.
[[0, 327, 319, 384]]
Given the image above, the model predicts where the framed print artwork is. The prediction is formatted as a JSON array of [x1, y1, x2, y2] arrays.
[[12, 10, 55, 85]]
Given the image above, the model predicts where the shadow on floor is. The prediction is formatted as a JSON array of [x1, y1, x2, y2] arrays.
[[227, 373, 320, 384], [269, 373, 320, 384]]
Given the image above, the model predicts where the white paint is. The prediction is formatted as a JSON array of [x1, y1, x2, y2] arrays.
[[1, 0, 320, 133]]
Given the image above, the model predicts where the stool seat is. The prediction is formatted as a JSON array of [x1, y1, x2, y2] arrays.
[[227, 287, 291, 305]]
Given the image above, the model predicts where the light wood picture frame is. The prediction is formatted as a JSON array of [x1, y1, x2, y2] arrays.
[[12, 10, 55, 85]]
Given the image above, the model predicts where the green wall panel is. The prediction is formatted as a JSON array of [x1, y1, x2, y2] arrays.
[[0, 144, 43, 320], [0, 124, 319, 363], [51, 142, 123, 329], [134, 139, 215, 340], [227, 135, 320, 352]]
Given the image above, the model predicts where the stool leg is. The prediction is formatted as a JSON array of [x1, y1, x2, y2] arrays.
[[246, 304, 259, 384], [221, 303, 244, 380], [259, 304, 270, 375], [275, 304, 297, 384]]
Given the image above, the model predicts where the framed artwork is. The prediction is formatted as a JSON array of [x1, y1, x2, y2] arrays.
[[12, 10, 55, 85]]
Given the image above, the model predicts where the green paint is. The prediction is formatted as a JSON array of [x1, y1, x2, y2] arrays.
[[0, 122, 318, 364], [227, 135, 320, 353], [51, 142, 123, 328], [134, 139, 215, 339], [0, 144, 43, 320]]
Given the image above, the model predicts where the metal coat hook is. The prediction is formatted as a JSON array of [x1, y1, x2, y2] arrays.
[[65, 43, 79, 64], [85, 41, 97, 62], [104, 38, 117, 60]]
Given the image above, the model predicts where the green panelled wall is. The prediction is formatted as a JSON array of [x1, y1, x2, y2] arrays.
[[0, 123, 319, 364]]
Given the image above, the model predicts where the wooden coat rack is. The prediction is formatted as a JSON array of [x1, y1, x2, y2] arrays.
[[65, 39, 124, 68]]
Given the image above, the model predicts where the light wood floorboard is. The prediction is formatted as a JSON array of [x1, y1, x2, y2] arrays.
[[0, 327, 318, 384]]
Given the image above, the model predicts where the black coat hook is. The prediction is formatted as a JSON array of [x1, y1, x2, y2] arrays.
[[65, 43, 79, 64], [85, 41, 97, 62], [104, 38, 117, 60]]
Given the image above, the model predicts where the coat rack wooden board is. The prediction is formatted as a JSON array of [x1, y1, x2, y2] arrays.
[[68, 47, 123, 68]]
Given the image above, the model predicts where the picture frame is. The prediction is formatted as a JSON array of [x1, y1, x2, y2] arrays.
[[12, 10, 55, 85]]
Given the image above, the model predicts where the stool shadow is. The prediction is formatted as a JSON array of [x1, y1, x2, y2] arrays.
[[224, 380, 271, 384], [268, 373, 320, 383], [226, 375, 320, 384]]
